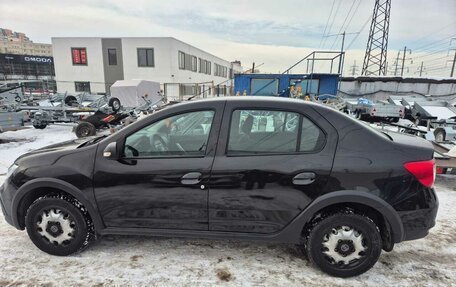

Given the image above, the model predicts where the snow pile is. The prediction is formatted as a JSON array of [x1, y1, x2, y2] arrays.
[[0, 124, 76, 175]]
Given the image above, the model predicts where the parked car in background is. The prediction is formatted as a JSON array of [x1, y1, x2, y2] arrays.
[[0, 97, 438, 277]]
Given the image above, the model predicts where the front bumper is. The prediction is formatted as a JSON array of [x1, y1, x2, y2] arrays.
[[0, 183, 14, 226], [398, 188, 439, 241]]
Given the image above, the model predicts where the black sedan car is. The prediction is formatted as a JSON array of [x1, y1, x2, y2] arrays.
[[0, 97, 438, 277]]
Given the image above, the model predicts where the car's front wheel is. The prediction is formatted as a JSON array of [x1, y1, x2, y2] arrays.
[[306, 213, 382, 277], [25, 194, 94, 256]]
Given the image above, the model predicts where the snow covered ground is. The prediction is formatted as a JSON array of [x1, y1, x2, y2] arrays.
[[0, 125, 455, 286]]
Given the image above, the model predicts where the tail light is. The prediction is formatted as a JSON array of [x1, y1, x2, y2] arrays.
[[403, 159, 435, 188]]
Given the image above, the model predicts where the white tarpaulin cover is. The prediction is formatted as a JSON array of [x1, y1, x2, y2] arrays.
[[110, 80, 161, 108]]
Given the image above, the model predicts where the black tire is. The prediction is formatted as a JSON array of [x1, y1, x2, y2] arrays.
[[75, 121, 96, 138], [64, 95, 78, 106], [306, 213, 382, 277], [108, 97, 121, 112], [434, 129, 446, 142], [33, 123, 47, 129], [25, 194, 94, 256]]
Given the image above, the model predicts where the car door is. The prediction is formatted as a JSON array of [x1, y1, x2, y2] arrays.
[[208, 100, 338, 234], [93, 102, 224, 230]]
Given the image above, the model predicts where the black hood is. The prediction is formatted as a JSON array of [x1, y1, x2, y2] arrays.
[[15, 137, 100, 163]]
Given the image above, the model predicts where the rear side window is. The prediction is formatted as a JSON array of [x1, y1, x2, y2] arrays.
[[227, 109, 323, 155], [300, 116, 325, 152]]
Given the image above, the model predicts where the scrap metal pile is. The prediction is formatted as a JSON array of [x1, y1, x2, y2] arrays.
[[0, 80, 165, 137]]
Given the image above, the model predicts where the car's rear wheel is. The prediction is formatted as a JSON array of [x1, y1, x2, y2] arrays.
[[306, 213, 382, 277], [25, 194, 94, 256]]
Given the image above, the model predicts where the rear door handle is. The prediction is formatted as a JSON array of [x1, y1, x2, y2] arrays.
[[292, 172, 316, 185], [181, 172, 202, 185]]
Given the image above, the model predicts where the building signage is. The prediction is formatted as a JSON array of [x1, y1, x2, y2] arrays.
[[0, 53, 53, 64], [24, 56, 52, 63], [71, 48, 87, 65]]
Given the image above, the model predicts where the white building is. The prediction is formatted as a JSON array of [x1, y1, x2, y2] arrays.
[[52, 37, 243, 100]]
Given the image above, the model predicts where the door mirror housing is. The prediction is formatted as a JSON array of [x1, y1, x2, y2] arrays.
[[103, 142, 118, 159]]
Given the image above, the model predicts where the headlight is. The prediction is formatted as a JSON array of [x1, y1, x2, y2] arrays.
[[6, 164, 18, 179]]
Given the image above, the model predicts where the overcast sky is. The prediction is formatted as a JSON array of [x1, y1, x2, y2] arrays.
[[1, 0, 455, 76]]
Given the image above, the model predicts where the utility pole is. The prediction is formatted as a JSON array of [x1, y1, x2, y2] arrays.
[[251, 62, 255, 74], [400, 46, 407, 76], [394, 51, 400, 76], [323, 31, 359, 75], [350, 60, 359, 76], [419, 61, 424, 77], [451, 49, 456, 77], [399, 46, 412, 77], [338, 31, 346, 75]]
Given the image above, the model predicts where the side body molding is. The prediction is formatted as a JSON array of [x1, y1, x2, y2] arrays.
[[11, 178, 105, 231]]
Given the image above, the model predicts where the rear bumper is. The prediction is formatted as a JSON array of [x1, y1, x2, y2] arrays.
[[397, 188, 438, 241]]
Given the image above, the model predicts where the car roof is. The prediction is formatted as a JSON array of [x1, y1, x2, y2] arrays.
[[180, 96, 323, 108]]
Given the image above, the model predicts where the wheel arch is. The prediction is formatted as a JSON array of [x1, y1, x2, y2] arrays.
[[12, 178, 104, 232], [279, 190, 404, 245]]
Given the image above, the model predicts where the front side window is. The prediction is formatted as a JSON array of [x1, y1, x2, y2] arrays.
[[227, 109, 325, 155], [137, 48, 154, 67], [71, 48, 87, 65], [124, 110, 215, 157]]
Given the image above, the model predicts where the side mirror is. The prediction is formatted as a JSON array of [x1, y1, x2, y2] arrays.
[[103, 142, 118, 159]]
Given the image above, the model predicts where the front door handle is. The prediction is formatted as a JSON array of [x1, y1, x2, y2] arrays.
[[181, 172, 202, 185], [292, 172, 316, 185]]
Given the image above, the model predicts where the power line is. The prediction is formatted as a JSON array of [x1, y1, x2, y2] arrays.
[[413, 48, 452, 60], [319, 0, 336, 49], [346, 15, 372, 50], [344, 0, 363, 32], [330, 0, 358, 50], [410, 21, 456, 45], [322, 0, 342, 48], [412, 34, 456, 52]]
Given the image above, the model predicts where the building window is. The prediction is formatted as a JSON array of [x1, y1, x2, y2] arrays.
[[250, 78, 279, 96], [289, 79, 319, 96], [71, 48, 87, 65], [206, 61, 211, 75], [214, 64, 228, 77], [107, 48, 117, 66], [137, 48, 154, 67], [178, 51, 185, 69], [178, 51, 199, 72], [199, 58, 203, 73], [75, 81, 90, 92], [192, 56, 197, 72]]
